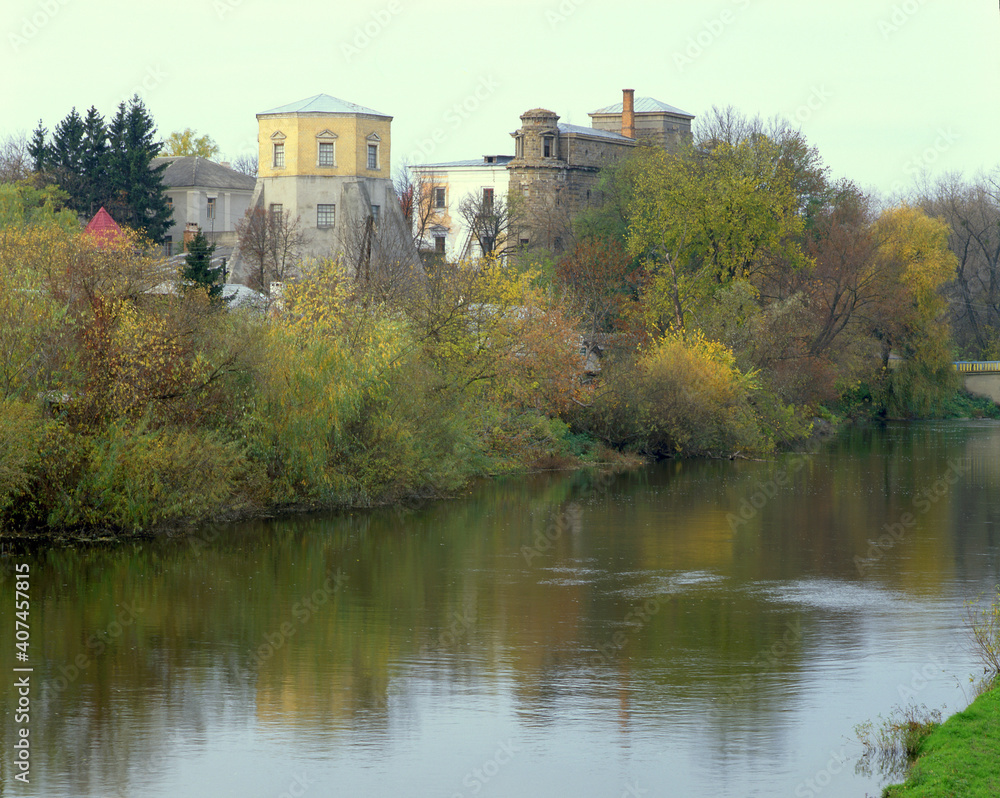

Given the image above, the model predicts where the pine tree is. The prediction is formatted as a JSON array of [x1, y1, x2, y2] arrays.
[[51, 108, 86, 212], [183, 229, 223, 301], [106, 95, 171, 242], [27, 120, 49, 172], [81, 106, 109, 217]]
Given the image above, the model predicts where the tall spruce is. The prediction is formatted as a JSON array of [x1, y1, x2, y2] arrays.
[[182, 229, 224, 301], [81, 106, 109, 217], [106, 95, 171, 242], [51, 108, 87, 213], [27, 120, 49, 172]]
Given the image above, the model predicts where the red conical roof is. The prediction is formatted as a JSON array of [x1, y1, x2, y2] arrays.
[[84, 207, 124, 245]]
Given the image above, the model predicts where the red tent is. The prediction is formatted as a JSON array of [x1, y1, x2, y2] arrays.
[[84, 207, 124, 246]]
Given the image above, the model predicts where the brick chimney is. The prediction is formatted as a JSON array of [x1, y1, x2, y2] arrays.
[[622, 89, 635, 139], [183, 221, 199, 250]]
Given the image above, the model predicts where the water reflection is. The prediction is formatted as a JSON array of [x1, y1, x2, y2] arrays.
[[2, 421, 999, 797]]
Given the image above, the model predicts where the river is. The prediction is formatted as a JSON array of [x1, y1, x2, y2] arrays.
[[2, 421, 999, 797]]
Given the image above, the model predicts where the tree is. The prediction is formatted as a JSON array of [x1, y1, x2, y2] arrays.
[[457, 190, 521, 259], [50, 108, 87, 211], [182, 228, 223, 301], [80, 106, 109, 217], [231, 152, 258, 178], [556, 237, 645, 340], [235, 206, 306, 293], [162, 128, 220, 159], [105, 95, 172, 242], [919, 171, 1000, 358], [27, 121, 48, 172], [627, 138, 807, 333], [0, 132, 32, 183], [394, 165, 437, 251]]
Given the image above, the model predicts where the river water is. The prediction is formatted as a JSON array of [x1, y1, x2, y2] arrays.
[[2, 421, 999, 798]]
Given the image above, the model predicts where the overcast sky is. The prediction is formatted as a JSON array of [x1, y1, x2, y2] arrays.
[[3, 0, 997, 198]]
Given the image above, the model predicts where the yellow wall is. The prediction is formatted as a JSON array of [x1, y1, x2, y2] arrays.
[[257, 113, 391, 179]]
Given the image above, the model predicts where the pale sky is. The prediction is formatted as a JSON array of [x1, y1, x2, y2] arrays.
[[3, 0, 997, 199]]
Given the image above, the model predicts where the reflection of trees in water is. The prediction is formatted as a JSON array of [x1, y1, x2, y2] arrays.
[[3, 424, 1000, 794]]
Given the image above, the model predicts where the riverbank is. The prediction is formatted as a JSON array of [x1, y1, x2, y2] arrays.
[[883, 681, 1000, 797]]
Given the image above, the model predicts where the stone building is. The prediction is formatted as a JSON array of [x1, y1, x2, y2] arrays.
[[411, 90, 693, 258], [229, 93, 419, 287], [507, 90, 693, 252]]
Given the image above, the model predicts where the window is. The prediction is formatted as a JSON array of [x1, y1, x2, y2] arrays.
[[543, 136, 553, 158], [317, 204, 335, 228], [273, 142, 284, 168], [482, 187, 494, 211], [270, 203, 283, 223], [434, 187, 446, 208], [206, 197, 216, 220], [519, 238, 529, 248], [515, 136, 524, 158], [318, 141, 335, 167], [164, 235, 173, 256], [370, 204, 380, 224], [367, 143, 378, 170], [434, 236, 446, 254]]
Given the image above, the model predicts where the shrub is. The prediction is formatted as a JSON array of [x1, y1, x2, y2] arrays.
[[0, 399, 51, 517]]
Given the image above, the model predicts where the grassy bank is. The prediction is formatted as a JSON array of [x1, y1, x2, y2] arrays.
[[882, 682, 1000, 797]]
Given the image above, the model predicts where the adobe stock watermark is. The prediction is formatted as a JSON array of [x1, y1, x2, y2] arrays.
[[896, 640, 962, 702], [212, 0, 244, 19], [120, 65, 169, 101], [791, 85, 833, 126], [40, 601, 145, 697], [276, 772, 314, 798], [407, 76, 501, 164], [618, 780, 648, 798], [521, 503, 582, 563], [418, 604, 476, 657], [794, 748, 849, 798], [718, 618, 803, 705], [725, 439, 824, 532], [248, 571, 348, 670], [449, 739, 518, 798], [878, 0, 931, 39], [546, 0, 585, 29], [8, 0, 71, 52], [590, 594, 667, 666], [673, 0, 752, 73], [854, 458, 967, 575], [342, 0, 402, 63]]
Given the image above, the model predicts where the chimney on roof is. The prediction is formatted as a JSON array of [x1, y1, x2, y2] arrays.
[[183, 221, 199, 250], [622, 89, 635, 139]]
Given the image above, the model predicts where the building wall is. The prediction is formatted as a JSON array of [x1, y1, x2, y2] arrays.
[[409, 163, 510, 261], [163, 186, 253, 255], [257, 113, 391, 181], [590, 111, 692, 150]]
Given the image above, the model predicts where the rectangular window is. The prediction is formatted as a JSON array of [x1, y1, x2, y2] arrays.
[[482, 187, 494, 211], [543, 136, 553, 158], [370, 204, 380, 224], [367, 144, 378, 170], [273, 143, 285, 168], [206, 197, 216, 220], [434, 236, 446, 254], [317, 204, 335, 228], [434, 187, 446, 208], [270, 203, 283, 224], [164, 235, 173, 256], [318, 141, 335, 167]]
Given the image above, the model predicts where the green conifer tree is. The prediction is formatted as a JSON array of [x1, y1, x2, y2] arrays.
[[183, 229, 223, 301], [106, 95, 171, 242], [27, 120, 49, 172], [81, 106, 109, 217]]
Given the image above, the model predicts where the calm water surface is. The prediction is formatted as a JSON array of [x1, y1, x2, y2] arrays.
[[2, 421, 999, 797]]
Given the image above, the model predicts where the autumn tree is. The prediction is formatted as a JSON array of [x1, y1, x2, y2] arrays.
[[0, 132, 32, 183], [163, 128, 220, 159], [231, 152, 258, 178], [919, 171, 1000, 358], [235, 206, 306, 293], [457, 190, 521, 259], [556, 237, 645, 340]]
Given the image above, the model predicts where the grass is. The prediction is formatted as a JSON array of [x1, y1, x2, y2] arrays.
[[882, 681, 1000, 797]]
